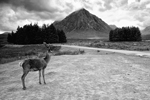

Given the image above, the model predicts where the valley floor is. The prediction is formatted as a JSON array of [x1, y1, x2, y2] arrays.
[[0, 46, 150, 100]]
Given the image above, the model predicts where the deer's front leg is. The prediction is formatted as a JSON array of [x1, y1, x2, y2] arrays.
[[42, 69, 46, 84]]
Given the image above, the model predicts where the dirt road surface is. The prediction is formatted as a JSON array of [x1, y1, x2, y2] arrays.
[[0, 46, 150, 100]]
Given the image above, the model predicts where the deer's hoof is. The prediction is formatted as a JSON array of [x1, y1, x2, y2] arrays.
[[23, 87, 26, 90], [44, 82, 46, 84], [39, 82, 42, 84]]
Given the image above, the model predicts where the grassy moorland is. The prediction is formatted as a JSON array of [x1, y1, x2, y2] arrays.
[[1, 39, 150, 100], [1, 47, 150, 100], [0, 44, 85, 64], [0, 44, 48, 64]]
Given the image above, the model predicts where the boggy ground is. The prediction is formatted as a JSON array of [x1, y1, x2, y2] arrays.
[[0, 48, 150, 100]]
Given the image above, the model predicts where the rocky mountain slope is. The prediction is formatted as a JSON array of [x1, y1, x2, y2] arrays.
[[0, 32, 9, 45], [53, 8, 112, 39], [109, 25, 117, 30], [141, 26, 150, 40]]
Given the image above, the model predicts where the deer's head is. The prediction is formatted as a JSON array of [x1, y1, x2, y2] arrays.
[[43, 42, 53, 53]]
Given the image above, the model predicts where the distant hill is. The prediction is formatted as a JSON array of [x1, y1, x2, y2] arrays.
[[141, 26, 150, 35], [141, 26, 150, 40], [53, 8, 112, 39], [142, 34, 150, 40], [0, 32, 9, 44], [109, 25, 117, 30]]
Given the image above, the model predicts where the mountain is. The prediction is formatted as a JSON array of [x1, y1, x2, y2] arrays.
[[142, 26, 150, 35], [53, 8, 112, 39], [0, 32, 9, 45], [141, 26, 150, 40], [109, 25, 117, 30], [142, 34, 150, 40]]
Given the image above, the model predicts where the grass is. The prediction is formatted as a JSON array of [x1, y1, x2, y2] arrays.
[[55, 49, 85, 56]]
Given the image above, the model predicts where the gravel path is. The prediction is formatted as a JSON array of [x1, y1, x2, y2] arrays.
[[57, 44, 150, 57]]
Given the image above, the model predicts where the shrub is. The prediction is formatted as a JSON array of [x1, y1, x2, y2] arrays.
[[109, 26, 142, 41]]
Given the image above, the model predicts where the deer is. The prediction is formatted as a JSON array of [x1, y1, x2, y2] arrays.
[[20, 42, 53, 90]]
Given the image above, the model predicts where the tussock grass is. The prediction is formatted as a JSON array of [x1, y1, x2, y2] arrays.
[[55, 49, 85, 56], [89, 41, 150, 51], [67, 39, 150, 51]]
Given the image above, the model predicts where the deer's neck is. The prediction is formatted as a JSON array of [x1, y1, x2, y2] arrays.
[[44, 53, 51, 63]]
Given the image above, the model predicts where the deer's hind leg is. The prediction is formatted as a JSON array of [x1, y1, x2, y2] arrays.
[[21, 68, 29, 90], [39, 70, 42, 84]]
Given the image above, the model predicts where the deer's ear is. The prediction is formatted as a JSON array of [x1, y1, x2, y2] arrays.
[[43, 42, 49, 49], [48, 49, 52, 53], [43, 42, 46, 44]]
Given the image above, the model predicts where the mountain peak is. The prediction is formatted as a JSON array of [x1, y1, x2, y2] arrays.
[[70, 8, 91, 18], [77, 8, 88, 12], [53, 9, 111, 39]]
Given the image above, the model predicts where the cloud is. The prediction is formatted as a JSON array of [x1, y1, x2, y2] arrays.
[[0, 0, 58, 12], [95, 0, 150, 29], [125, 0, 150, 29], [0, 0, 150, 32], [0, 0, 70, 32]]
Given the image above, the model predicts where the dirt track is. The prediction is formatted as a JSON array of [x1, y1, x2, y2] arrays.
[[56, 44, 150, 57], [0, 47, 150, 100]]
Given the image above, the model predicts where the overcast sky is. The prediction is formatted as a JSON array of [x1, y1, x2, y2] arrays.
[[0, 0, 150, 33]]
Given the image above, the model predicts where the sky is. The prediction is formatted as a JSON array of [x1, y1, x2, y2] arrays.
[[0, 0, 150, 33]]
